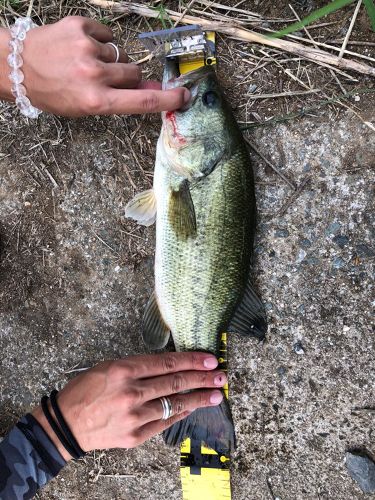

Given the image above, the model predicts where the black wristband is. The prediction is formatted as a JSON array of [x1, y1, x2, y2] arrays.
[[49, 389, 85, 458], [41, 395, 80, 460]]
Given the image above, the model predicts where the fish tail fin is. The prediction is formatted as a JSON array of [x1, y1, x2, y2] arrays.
[[163, 398, 235, 454]]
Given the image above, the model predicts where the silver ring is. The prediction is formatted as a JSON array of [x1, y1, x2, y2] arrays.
[[159, 396, 173, 420], [107, 42, 120, 63]]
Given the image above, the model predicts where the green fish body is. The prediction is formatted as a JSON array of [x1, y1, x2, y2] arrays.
[[126, 64, 267, 454]]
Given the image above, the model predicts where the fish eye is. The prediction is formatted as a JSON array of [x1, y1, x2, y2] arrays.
[[202, 90, 219, 108]]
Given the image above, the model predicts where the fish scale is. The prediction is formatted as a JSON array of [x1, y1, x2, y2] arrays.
[[155, 146, 255, 354]]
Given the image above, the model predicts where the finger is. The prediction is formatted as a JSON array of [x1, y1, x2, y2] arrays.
[[136, 389, 224, 426], [135, 411, 191, 445], [98, 42, 129, 63], [82, 18, 114, 43], [137, 80, 162, 91], [119, 352, 219, 378], [140, 370, 227, 401], [103, 87, 191, 114], [105, 63, 142, 89]]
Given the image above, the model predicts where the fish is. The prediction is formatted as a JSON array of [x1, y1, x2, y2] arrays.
[[125, 60, 267, 454]]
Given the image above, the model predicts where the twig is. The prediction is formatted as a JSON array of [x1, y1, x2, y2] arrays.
[[173, 0, 197, 27], [195, 0, 261, 19], [338, 0, 362, 60], [244, 137, 296, 190], [288, 4, 347, 94], [277, 176, 311, 217], [351, 407, 375, 414], [240, 88, 375, 129], [101, 474, 136, 478], [91, 230, 119, 255], [27, 0, 34, 17], [64, 366, 90, 374], [248, 89, 320, 99], [258, 29, 375, 64], [87, 1, 375, 77], [266, 478, 277, 500]]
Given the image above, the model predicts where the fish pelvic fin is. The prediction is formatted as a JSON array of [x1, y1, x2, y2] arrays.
[[163, 398, 235, 455], [142, 292, 171, 349], [168, 180, 196, 240], [125, 189, 156, 227], [228, 280, 268, 340]]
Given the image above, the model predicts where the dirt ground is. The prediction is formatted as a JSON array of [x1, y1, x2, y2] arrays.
[[1, 1, 374, 499]]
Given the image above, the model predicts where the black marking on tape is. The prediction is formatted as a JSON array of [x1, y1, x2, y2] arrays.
[[181, 439, 230, 474]]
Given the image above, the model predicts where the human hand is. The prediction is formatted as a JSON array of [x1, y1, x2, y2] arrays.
[[0, 16, 190, 116], [32, 352, 226, 461]]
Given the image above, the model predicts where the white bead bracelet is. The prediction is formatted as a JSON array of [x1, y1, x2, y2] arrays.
[[8, 17, 42, 119]]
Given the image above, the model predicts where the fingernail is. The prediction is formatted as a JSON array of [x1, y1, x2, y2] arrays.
[[214, 373, 227, 386], [183, 88, 191, 104], [203, 357, 218, 369], [210, 390, 223, 405]]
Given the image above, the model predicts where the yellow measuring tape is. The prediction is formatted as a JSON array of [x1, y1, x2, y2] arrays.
[[178, 34, 230, 500], [180, 333, 231, 500]]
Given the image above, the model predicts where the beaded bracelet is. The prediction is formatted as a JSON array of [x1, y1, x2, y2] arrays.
[[8, 17, 42, 119]]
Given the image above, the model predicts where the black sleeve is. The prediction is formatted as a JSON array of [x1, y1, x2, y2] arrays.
[[0, 413, 66, 499]]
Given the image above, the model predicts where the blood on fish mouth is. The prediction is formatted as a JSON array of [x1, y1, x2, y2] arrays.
[[165, 111, 186, 146]]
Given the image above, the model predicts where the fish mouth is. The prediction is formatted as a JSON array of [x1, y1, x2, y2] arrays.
[[163, 60, 214, 91]]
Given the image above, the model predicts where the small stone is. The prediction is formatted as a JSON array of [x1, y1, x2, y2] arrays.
[[355, 244, 374, 258], [332, 256, 345, 269], [354, 95, 360, 102], [333, 234, 349, 249], [306, 256, 319, 266], [293, 342, 305, 355], [300, 238, 312, 248], [248, 84, 257, 93], [326, 222, 341, 236], [346, 451, 375, 493], [296, 249, 307, 264], [275, 228, 289, 238], [297, 304, 305, 314]]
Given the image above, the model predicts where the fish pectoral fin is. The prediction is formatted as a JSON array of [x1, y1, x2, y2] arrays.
[[125, 189, 156, 227], [227, 281, 268, 340], [142, 292, 171, 349], [168, 180, 196, 239]]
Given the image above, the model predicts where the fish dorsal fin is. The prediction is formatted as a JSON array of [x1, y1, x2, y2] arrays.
[[125, 189, 156, 227], [168, 180, 196, 240], [228, 281, 267, 340], [142, 292, 171, 349]]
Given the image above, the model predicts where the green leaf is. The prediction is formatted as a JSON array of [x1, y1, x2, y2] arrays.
[[363, 0, 375, 30], [269, 0, 355, 38]]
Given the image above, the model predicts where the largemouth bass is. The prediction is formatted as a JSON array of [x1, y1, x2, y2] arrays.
[[126, 61, 267, 454]]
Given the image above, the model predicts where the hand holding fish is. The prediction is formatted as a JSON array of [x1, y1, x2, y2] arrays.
[[0, 16, 190, 116], [32, 352, 226, 461]]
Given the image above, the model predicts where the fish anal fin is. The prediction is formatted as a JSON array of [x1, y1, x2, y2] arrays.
[[142, 292, 171, 349], [228, 281, 268, 340], [125, 189, 156, 227], [168, 180, 196, 240]]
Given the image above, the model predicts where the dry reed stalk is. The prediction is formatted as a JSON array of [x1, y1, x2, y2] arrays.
[[88, 0, 375, 77]]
